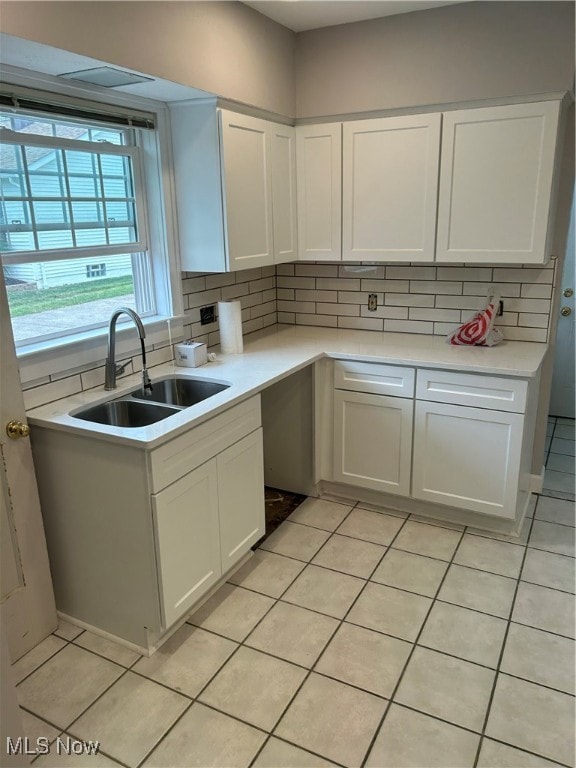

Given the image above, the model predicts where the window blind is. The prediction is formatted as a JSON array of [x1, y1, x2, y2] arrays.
[[0, 89, 155, 130]]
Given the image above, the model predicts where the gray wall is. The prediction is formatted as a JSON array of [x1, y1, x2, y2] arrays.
[[295, 2, 575, 118], [0, 1, 296, 118], [1, 2, 573, 120]]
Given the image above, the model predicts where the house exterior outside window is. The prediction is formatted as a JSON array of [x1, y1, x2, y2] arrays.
[[0, 110, 158, 346]]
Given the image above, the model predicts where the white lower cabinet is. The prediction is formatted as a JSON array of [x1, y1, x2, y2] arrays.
[[329, 361, 531, 523], [412, 401, 523, 518], [152, 429, 264, 627], [218, 429, 265, 570], [31, 396, 265, 652], [153, 428, 265, 629], [333, 390, 413, 496], [153, 459, 221, 628]]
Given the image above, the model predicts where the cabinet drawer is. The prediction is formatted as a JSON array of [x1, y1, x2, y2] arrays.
[[416, 370, 527, 413], [334, 360, 415, 397], [149, 395, 261, 492]]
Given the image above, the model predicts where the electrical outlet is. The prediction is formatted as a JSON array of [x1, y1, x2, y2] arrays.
[[200, 305, 216, 325], [368, 293, 378, 311]]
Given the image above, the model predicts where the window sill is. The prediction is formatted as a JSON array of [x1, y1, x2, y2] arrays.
[[17, 315, 185, 386]]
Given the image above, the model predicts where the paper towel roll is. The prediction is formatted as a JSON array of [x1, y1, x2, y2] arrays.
[[218, 300, 244, 354]]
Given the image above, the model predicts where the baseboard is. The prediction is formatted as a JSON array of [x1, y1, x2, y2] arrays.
[[529, 469, 545, 494], [56, 551, 254, 657], [317, 481, 525, 536], [56, 611, 149, 656]]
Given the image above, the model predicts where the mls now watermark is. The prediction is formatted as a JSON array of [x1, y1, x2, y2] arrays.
[[7, 736, 100, 756]]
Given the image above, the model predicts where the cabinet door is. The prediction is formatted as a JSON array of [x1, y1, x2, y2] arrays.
[[271, 123, 298, 264], [342, 114, 441, 262], [170, 101, 227, 273], [152, 459, 221, 628], [436, 101, 560, 264], [217, 429, 265, 571], [296, 124, 342, 261], [412, 401, 523, 518], [333, 390, 413, 495], [220, 111, 274, 270]]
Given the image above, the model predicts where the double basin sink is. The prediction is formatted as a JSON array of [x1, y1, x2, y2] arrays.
[[72, 376, 230, 428]]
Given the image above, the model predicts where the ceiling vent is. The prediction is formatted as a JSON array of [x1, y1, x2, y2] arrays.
[[59, 67, 153, 88]]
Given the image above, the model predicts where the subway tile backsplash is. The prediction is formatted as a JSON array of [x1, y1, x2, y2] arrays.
[[181, 266, 277, 348], [274, 261, 556, 344], [21, 259, 556, 409], [21, 266, 277, 410]]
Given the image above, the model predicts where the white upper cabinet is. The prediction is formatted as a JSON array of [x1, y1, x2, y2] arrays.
[[296, 123, 342, 261], [220, 111, 274, 270], [270, 122, 298, 264], [172, 99, 562, 270], [342, 114, 441, 262], [436, 101, 561, 264], [170, 102, 297, 272]]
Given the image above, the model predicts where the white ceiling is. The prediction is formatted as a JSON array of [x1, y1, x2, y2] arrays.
[[243, 1, 468, 32]]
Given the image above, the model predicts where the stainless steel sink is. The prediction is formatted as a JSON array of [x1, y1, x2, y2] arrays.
[[131, 376, 230, 407], [71, 375, 230, 428], [72, 399, 180, 427]]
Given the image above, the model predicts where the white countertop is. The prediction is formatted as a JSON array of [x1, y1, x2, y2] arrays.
[[28, 325, 548, 449]]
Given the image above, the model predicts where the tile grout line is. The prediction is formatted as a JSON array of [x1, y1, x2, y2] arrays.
[[481, 736, 572, 768], [471, 512, 538, 768], [545, 416, 557, 467], [191, 585, 576, 656], [29, 727, 131, 768], [246, 501, 369, 768], [25, 668, 134, 768], [184, 501, 574, 763], [261, 511, 561, 582], [133, 593, 282, 767], [138, 501, 364, 768], [248, 503, 416, 768], [531, 515, 576, 530], [19, 634, 188, 766], [12, 508, 443, 686], [236, 534, 574, 600], [359, 523, 469, 767], [18, 493, 574, 766], [14, 634, 76, 688]]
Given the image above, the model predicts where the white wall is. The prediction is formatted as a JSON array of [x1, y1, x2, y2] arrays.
[[295, 1, 575, 118]]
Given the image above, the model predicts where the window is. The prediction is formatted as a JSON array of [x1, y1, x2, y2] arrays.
[[86, 264, 107, 278], [1, 108, 158, 348]]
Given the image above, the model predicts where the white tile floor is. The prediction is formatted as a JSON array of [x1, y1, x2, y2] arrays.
[[544, 417, 576, 502], [14, 419, 576, 768]]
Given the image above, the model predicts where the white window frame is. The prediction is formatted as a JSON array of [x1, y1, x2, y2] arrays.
[[0, 65, 184, 387], [1, 126, 147, 261]]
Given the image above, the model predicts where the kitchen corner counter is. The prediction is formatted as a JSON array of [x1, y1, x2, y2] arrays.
[[27, 324, 548, 449]]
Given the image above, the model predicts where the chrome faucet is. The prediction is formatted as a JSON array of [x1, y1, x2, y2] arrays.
[[104, 307, 153, 393]]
